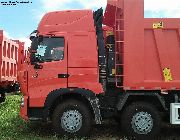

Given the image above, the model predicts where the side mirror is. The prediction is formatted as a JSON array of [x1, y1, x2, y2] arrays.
[[30, 36, 35, 41], [34, 63, 43, 69]]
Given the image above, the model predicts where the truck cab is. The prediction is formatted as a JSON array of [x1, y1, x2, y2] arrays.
[[19, 9, 105, 136]]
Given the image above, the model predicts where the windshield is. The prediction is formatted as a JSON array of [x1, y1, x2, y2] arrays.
[[31, 37, 65, 63]]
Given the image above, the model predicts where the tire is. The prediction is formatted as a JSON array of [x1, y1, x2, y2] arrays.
[[121, 102, 161, 140], [52, 99, 92, 137], [0, 93, 5, 103]]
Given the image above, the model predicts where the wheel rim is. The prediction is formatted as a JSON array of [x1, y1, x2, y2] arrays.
[[131, 111, 153, 134], [61, 110, 82, 133]]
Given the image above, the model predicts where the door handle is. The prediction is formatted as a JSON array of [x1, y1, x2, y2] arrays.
[[58, 74, 69, 78]]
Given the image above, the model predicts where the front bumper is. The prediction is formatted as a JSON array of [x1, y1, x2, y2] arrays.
[[20, 96, 28, 120]]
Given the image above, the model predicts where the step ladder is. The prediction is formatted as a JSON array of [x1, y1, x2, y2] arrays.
[[115, 5, 124, 88]]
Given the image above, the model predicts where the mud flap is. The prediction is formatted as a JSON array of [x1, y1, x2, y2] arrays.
[[88, 97, 102, 124]]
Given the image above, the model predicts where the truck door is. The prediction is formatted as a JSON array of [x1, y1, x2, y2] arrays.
[[28, 36, 67, 106]]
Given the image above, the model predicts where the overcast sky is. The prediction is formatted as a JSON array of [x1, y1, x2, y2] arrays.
[[0, 0, 180, 48]]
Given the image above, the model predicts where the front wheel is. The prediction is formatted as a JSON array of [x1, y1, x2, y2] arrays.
[[52, 99, 92, 137], [121, 102, 161, 140]]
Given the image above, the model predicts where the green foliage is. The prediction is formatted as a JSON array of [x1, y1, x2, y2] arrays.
[[0, 95, 60, 140]]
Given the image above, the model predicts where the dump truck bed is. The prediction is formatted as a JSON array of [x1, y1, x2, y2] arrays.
[[124, 18, 180, 90], [124, 1, 180, 90], [104, 0, 180, 90], [0, 30, 19, 85]]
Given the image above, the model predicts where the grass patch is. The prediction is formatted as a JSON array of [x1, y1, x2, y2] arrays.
[[0, 95, 25, 139], [0, 95, 61, 140]]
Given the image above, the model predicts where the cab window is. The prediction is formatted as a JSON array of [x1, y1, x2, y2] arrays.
[[35, 37, 64, 62]]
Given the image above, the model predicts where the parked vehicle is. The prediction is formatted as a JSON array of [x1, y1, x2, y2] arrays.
[[19, 0, 180, 139], [0, 30, 27, 103]]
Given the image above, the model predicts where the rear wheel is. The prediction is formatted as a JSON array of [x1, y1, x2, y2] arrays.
[[52, 99, 92, 137], [0, 93, 5, 103], [121, 102, 161, 140]]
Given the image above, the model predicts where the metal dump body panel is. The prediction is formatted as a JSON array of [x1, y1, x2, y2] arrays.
[[104, 0, 180, 90], [0, 30, 19, 83], [124, 0, 180, 90], [13, 40, 26, 71], [143, 20, 180, 88]]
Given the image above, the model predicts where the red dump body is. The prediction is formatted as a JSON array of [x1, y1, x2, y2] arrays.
[[0, 30, 25, 87], [104, 0, 180, 90], [13, 40, 27, 71]]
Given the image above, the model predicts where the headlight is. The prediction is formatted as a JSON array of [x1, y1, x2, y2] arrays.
[[20, 97, 24, 107]]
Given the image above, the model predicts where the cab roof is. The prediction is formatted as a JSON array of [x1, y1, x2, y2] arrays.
[[38, 10, 95, 34]]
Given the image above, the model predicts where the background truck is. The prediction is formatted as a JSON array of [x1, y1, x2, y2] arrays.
[[0, 30, 27, 103], [19, 0, 180, 139]]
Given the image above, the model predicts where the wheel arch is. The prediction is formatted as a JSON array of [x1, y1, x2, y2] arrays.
[[117, 92, 168, 112], [43, 88, 102, 124]]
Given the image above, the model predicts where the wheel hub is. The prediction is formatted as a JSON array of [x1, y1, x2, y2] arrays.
[[131, 111, 153, 134], [61, 110, 82, 133]]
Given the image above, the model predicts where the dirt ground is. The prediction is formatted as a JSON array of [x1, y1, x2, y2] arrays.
[[29, 119, 180, 140]]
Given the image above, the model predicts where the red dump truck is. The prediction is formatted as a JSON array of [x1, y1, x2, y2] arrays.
[[19, 0, 180, 139], [0, 30, 26, 103]]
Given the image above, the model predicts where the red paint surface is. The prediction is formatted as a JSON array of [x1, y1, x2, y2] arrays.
[[104, 0, 180, 90], [0, 30, 26, 87], [24, 10, 103, 107]]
